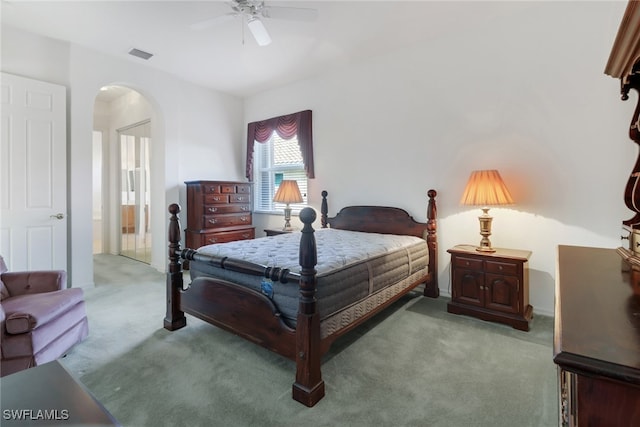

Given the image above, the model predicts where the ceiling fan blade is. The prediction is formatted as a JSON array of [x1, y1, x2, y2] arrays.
[[247, 17, 272, 46], [190, 12, 237, 31], [261, 5, 318, 22]]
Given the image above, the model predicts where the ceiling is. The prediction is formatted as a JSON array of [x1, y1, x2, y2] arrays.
[[1, 1, 525, 98]]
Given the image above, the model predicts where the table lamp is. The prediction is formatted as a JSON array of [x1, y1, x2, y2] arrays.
[[460, 170, 514, 252], [273, 180, 303, 231]]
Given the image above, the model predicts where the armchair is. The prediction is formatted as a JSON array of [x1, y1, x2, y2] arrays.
[[0, 256, 88, 377]]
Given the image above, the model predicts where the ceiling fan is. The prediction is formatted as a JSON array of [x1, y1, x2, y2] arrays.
[[191, 0, 318, 47]]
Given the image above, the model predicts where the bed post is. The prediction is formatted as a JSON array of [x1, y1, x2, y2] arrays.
[[424, 189, 439, 298], [320, 190, 328, 228], [164, 203, 187, 331], [292, 207, 325, 407]]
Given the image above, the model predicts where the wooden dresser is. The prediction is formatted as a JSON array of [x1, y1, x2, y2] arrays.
[[184, 180, 255, 251], [554, 245, 640, 426]]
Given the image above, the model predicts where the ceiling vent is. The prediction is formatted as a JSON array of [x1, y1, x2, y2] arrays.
[[128, 48, 153, 60]]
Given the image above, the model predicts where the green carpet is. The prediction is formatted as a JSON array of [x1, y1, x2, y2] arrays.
[[61, 254, 557, 426]]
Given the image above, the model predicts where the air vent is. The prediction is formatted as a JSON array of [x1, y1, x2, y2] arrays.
[[128, 48, 153, 60]]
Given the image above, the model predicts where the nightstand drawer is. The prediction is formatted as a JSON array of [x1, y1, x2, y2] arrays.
[[485, 260, 518, 276], [453, 256, 483, 270]]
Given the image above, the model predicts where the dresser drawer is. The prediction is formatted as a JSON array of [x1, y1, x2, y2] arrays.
[[202, 228, 255, 245], [202, 183, 222, 194], [203, 213, 252, 228], [236, 184, 251, 194], [453, 256, 483, 271], [230, 194, 251, 204], [485, 260, 518, 276], [204, 194, 229, 204], [203, 204, 251, 215], [221, 184, 237, 194]]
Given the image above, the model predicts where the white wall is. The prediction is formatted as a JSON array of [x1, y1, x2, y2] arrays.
[[2, 25, 244, 286], [246, 1, 633, 316]]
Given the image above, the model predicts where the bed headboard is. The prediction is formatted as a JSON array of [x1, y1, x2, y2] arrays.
[[319, 190, 437, 239], [319, 189, 438, 298]]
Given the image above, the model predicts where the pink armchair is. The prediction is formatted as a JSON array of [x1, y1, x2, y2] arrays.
[[0, 256, 88, 377]]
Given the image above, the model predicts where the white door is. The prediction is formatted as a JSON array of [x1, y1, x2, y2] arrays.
[[0, 72, 67, 272]]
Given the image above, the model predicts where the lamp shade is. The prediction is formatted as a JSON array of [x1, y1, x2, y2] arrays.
[[273, 180, 303, 204], [460, 170, 514, 206]]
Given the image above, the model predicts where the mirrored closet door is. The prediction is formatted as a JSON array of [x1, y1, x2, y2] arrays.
[[119, 120, 151, 264]]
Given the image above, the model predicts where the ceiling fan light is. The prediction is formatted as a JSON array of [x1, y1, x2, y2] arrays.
[[247, 16, 272, 46]]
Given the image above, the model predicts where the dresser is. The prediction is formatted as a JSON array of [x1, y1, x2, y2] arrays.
[[184, 180, 255, 252], [447, 245, 532, 331], [554, 245, 640, 426]]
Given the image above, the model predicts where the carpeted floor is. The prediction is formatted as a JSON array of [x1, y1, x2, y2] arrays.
[[60, 254, 558, 427]]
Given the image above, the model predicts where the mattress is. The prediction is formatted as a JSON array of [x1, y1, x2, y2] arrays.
[[190, 228, 429, 328]]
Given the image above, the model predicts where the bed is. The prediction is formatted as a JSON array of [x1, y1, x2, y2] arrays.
[[164, 189, 438, 407]]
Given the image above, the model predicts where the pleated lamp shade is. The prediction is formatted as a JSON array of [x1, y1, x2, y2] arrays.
[[460, 170, 514, 207], [273, 180, 303, 204]]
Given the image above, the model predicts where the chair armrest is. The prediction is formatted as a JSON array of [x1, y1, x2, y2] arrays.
[[1, 271, 67, 296]]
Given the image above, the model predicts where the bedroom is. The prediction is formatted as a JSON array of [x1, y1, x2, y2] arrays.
[[1, 0, 631, 315], [0, 0, 637, 423]]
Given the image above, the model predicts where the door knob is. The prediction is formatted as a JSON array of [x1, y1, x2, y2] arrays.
[[50, 213, 65, 220]]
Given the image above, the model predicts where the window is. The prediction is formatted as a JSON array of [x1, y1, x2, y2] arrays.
[[254, 132, 307, 212], [245, 110, 314, 213]]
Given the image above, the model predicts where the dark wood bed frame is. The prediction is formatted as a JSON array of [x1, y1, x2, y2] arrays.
[[164, 189, 438, 407]]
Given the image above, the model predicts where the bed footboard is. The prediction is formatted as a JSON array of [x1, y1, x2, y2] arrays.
[[163, 203, 325, 407]]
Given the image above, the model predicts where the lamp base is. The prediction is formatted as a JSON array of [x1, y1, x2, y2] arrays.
[[476, 208, 495, 253], [282, 205, 293, 231]]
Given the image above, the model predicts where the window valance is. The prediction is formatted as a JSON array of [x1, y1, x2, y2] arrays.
[[245, 110, 314, 180]]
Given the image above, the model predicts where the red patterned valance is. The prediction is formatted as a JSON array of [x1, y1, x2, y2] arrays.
[[246, 110, 314, 180]]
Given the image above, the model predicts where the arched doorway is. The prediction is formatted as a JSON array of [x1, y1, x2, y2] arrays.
[[93, 85, 154, 264]]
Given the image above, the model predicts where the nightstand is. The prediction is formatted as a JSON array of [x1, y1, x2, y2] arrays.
[[264, 228, 295, 237], [447, 244, 532, 331]]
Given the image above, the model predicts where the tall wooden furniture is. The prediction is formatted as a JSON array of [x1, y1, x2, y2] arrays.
[[606, 2, 640, 242], [554, 245, 640, 426], [447, 245, 532, 331], [184, 180, 255, 250], [551, 5, 640, 425]]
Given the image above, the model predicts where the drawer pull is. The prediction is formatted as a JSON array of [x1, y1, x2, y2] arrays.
[[241, 216, 248, 222], [208, 219, 216, 224], [241, 206, 249, 211], [208, 207, 218, 213], [237, 197, 245, 201], [207, 238, 218, 243], [498, 265, 503, 271], [213, 196, 221, 201], [241, 233, 250, 238], [465, 261, 470, 266]]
